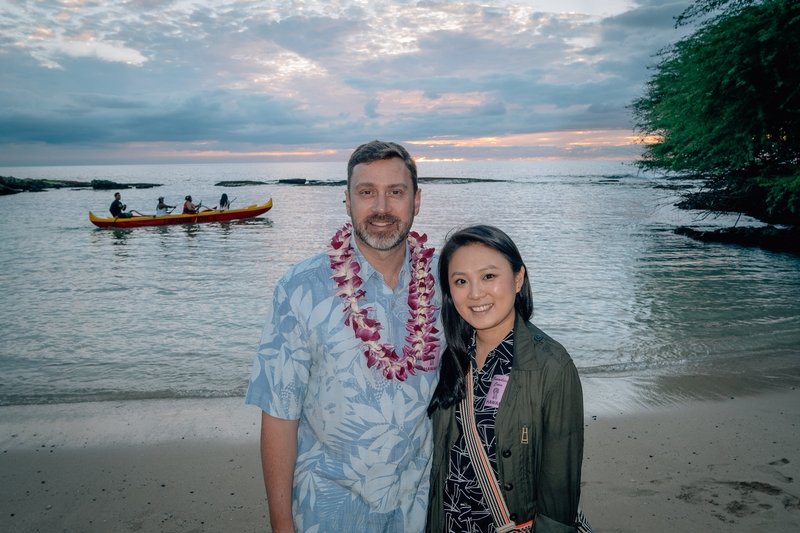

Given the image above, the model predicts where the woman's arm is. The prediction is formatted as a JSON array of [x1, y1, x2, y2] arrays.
[[535, 361, 584, 532]]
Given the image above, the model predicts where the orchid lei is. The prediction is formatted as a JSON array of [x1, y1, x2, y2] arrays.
[[327, 223, 441, 381]]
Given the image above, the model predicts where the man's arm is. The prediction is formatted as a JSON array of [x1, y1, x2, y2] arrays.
[[260, 411, 300, 533]]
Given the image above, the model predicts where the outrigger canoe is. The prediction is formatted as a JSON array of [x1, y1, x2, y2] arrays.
[[89, 199, 272, 228]]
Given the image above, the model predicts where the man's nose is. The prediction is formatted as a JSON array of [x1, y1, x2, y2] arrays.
[[373, 192, 391, 213]]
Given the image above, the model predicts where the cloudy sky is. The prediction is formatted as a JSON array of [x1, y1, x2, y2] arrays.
[[0, 0, 693, 165]]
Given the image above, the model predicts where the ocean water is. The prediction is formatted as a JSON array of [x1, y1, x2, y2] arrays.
[[1, 160, 799, 406]]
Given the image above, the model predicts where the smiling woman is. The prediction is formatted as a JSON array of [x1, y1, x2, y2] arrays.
[[427, 225, 591, 533]]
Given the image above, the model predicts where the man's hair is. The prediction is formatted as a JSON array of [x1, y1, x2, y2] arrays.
[[114, 192, 121, 197], [347, 140, 418, 192]]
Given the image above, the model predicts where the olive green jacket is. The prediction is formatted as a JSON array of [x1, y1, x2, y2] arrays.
[[426, 314, 584, 533]]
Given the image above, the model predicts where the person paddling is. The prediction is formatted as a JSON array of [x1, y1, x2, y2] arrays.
[[183, 195, 202, 214], [156, 196, 176, 216], [109, 192, 143, 218], [218, 193, 234, 211]]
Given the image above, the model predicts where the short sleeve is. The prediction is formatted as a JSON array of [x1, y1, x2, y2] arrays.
[[244, 276, 312, 420]]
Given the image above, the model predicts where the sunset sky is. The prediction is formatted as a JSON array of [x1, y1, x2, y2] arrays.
[[0, 0, 692, 165]]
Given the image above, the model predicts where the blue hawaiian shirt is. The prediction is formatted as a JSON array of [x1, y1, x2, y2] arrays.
[[245, 237, 442, 533]]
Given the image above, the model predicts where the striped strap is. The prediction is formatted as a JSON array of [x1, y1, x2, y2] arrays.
[[460, 366, 532, 533]]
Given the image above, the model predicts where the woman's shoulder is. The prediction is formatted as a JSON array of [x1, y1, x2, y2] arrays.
[[514, 318, 573, 370]]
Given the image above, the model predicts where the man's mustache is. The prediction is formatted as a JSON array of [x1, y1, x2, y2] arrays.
[[364, 215, 400, 225]]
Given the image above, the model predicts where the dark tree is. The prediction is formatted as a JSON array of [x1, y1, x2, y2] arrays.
[[631, 0, 800, 225]]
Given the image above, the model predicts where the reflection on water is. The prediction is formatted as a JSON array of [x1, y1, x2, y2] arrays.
[[0, 161, 798, 406]]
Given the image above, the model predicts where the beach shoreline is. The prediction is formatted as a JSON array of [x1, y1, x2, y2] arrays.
[[1, 384, 799, 532]]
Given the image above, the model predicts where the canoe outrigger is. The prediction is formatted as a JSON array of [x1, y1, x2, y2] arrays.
[[89, 199, 273, 228]]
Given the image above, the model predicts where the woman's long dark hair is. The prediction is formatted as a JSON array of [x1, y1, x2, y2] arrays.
[[428, 225, 533, 415]]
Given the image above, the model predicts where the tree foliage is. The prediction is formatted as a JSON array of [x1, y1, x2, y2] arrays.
[[631, 0, 800, 224]]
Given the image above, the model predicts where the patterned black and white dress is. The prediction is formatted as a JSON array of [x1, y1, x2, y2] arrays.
[[443, 331, 514, 533]]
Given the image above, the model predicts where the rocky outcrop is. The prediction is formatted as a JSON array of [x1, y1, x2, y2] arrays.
[[215, 180, 270, 186], [1, 175, 90, 192], [675, 225, 800, 256], [0, 176, 161, 193], [90, 180, 161, 189]]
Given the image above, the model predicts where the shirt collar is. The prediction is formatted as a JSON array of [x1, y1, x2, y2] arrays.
[[469, 329, 515, 368], [351, 235, 411, 288]]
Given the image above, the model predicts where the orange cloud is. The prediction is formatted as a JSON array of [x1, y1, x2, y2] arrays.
[[406, 129, 639, 149]]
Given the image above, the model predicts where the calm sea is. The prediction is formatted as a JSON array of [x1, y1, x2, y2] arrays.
[[1, 160, 799, 406]]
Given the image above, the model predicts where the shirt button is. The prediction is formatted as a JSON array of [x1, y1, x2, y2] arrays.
[[504, 483, 514, 491], [502, 450, 512, 458]]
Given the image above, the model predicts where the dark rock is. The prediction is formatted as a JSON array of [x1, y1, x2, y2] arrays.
[[0, 183, 20, 195], [91, 180, 161, 190], [278, 178, 307, 185], [215, 180, 269, 187], [675, 225, 800, 256], [306, 180, 346, 186], [418, 177, 505, 184]]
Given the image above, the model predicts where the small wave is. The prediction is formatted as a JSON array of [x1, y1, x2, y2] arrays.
[[578, 358, 691, 375], [0, 387, 249, 407]]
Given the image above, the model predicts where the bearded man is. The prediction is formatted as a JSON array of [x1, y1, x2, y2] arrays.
[[245, 140, 442, 533]]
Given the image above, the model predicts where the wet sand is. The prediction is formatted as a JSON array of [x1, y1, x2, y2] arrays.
[[1, 385, 799, 532]]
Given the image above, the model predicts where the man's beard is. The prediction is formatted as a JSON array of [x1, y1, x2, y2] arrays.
[[353, 214, 413, 251]]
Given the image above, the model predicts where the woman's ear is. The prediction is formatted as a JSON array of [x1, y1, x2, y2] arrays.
[[515, 266, 525, 293]]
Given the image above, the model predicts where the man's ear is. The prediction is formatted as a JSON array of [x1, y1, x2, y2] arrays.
[[345, 189, 351, 217]]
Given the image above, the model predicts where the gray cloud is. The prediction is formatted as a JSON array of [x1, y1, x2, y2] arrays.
[[0, 0, 695, 163]]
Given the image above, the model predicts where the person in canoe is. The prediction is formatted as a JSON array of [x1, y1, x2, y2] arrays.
[[110, 192, 143, 218], [156, 196, 176, 216], [183, 195, 203, 214], [218, 193, 234, 211]]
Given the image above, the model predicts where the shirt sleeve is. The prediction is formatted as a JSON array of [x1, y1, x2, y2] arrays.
[[244, 276, 312, 420], [535, 360, 584, 531]]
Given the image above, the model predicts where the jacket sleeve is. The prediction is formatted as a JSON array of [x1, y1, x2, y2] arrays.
[[534, 360, 584, 533]]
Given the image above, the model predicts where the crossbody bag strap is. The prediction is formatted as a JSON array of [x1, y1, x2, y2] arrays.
[[460, 366, 529, 533]]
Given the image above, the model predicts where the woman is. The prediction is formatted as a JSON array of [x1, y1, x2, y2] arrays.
[[218, 193, 232, 211], [427, 225, 590, 533]]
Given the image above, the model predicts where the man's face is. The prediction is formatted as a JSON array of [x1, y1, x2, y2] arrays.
[[345, 157, 421, 252], [115, 194, 121, 200]]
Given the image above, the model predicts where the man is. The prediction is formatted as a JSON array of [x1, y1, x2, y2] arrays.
[[245, 140, 442, 533], [109, 192, 131, 218]]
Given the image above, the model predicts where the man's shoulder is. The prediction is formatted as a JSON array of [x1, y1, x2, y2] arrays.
[[277, 251, 332, 289]]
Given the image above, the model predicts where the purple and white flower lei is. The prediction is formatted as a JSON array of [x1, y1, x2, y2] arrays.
[[327, 223, 441, 381]]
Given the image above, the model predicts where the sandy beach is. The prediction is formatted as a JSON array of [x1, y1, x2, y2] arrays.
[[1, 378, 799, 532]]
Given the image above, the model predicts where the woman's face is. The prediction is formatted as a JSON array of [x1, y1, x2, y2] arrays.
[[448, 243, 524, 342]]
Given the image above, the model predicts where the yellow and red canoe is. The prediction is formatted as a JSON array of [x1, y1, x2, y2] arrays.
[[90, 199, 272, 228]]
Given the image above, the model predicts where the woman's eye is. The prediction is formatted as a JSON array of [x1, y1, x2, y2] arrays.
[[484, 273, 495, 280]]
